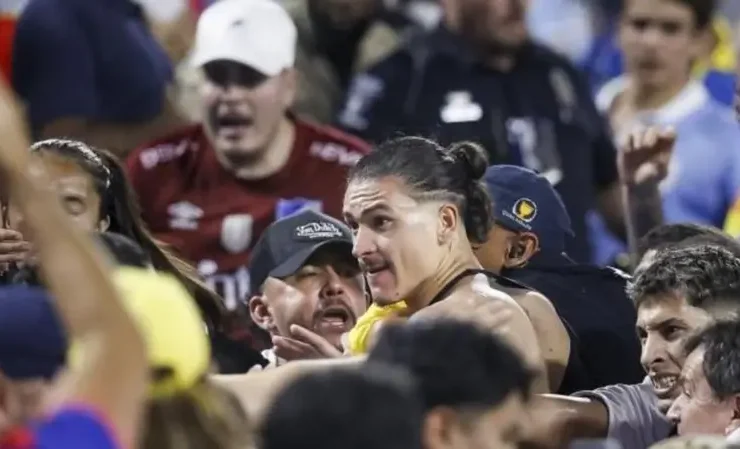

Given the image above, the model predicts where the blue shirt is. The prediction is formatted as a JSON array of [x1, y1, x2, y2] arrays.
[[1, 407, 119, 449], [12, 0, 173, 135], [589, 79, 740, 264], [582, 25, 736, 107]]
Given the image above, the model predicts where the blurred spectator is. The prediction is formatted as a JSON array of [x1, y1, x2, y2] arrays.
[[588, 0, 740, 266], [11, 0, 189, 156], [126, 0, 369, 317], [262, 364, 424, 449], [583, 2, 736, 106], [178, 0, 405, 124], [284, 0, 403, 123], [368, 320, 536, 449], [337, 0, 625, 262]]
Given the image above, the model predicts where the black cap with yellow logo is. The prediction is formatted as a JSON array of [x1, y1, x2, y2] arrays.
[[484, 165, 574, 251]]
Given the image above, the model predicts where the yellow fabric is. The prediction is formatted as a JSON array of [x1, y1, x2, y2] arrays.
[[71, 268, 211, 397], [723, 197, 740, 238], [693, 17, 735, 77], [347, 302, 408, 355]]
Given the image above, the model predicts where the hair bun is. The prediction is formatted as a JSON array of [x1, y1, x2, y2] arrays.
[[447, 141, 489, 181]]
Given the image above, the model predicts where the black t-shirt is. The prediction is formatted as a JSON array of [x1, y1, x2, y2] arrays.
[[337, 28, 620, 261], [503, 254, 644, 388]]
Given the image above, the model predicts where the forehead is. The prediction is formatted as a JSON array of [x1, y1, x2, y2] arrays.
[[343, 177, 418, 217], [33, 154, 95, 192], [623, 0, 695, 23], [304, 244, 357, 266], [636, 294, 712, 328]]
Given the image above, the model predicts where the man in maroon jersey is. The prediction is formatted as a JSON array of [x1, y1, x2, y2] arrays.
[[126, 0, 370, 311]]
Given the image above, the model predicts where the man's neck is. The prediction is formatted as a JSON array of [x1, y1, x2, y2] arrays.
[[231, 118, 295, 180], [627, 76, 691, 112], [405, 249, 482, 312]]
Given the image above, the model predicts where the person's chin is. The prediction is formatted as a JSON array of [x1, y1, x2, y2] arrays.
[[216, 142, 263, 164], [656, 393, 679, 413]]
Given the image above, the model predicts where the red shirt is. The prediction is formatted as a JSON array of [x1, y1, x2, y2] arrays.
[[126, 119, 370, 308]]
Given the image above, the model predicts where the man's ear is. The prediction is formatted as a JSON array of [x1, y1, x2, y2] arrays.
[[437, 204, 460, 246], [422, 407, 463, 449], [249, 294, 274, 332], [725, 395, 740, 438], [503, 233, 539, 269], [98, 215, 111, 232]]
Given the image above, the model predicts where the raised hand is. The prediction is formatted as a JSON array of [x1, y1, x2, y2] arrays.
[[618, 126, 676, 185]]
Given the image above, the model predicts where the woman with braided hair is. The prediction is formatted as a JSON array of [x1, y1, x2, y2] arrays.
[[0, 138, 262, 371]]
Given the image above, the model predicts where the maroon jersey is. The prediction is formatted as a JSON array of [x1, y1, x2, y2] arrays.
[[126, 119, 370, 308]]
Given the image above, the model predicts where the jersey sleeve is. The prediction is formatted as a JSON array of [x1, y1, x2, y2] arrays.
[[573, 381, 674, 449]]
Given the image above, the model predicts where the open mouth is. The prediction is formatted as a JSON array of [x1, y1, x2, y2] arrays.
[[315, 306, 353, 332], [215, 115, 252, 137], [650, 374, 679, 397]]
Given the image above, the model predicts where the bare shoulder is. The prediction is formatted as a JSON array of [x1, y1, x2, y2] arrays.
[[470, 274, 525, 310]]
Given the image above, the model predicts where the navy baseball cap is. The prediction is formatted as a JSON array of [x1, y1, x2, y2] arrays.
[[248, 210, 355, 294], [484, 165, 574, 251], [0, 286, 67, 380]]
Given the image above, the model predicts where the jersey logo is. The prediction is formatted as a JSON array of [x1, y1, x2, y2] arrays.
[[139, 141, 189, 170], [338, 74, 384, 131], [513, 198, 537, 223], [168, 201, 203, 230], [309, 142, 363, 166], [440, 91, 483, 124], [221, 214, 254, 254], [549, 68, 576, 123]]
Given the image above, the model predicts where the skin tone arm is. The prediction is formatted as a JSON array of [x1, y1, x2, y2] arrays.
[[619, 127, 675, 269], [501, 286, 570, 393], [598, 125, 673, 248], [212, 357, 366, 427], [522, 395, 610, 449], [0, 82, 148, 448]]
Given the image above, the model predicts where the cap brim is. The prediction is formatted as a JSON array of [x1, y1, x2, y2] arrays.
[[190, 49, 277, 77], [269, 240, 354, 280]]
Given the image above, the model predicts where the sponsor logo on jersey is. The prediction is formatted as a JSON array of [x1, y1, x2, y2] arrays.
[[309, 141, 363, 166], [139, 140, 190, 170], [220, 214, 254, 254], [167, 201, 203, 230]]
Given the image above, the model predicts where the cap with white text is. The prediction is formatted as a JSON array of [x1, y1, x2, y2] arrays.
[[248, 210, 355, 294], [190, 0, 296, 76]]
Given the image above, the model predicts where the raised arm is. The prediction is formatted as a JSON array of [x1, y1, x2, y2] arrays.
[[0, 81, 148, 448]]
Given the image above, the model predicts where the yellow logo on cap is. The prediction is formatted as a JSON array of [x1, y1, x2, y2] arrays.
[[513, 198, 537, 223]]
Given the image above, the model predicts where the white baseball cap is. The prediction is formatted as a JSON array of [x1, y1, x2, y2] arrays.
[[191, 0, 297, 77]]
